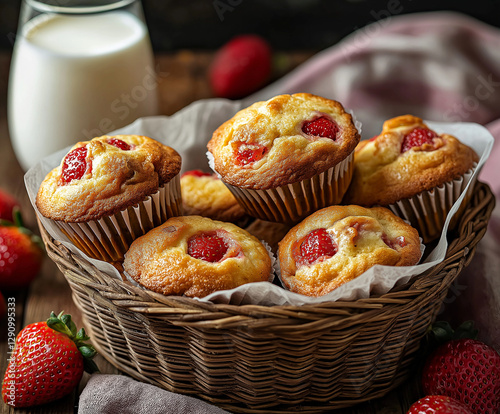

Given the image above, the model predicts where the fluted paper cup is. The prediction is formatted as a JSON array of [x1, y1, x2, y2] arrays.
[[50, 175, 182, 262], [388, 165, 476, 243], [223, 152, 354, 224]]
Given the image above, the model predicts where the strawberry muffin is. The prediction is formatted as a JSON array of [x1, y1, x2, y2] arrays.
[[344, 115, 478, 242], [123, 215, 273, 298], [36, 135, 182, 262], [180, 170, 248, 224], [278, 205, 421, 297], [207, 93, 360, 223]]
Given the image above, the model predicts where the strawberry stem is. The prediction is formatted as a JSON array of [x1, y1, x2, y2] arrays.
[[427, 320, 479, 346], [47, 311, 99, 374], [452, 320, 478, 340], [13, 206, 24, 228]]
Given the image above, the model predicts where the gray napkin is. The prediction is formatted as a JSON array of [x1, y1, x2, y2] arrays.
[[78, 374, 232, 414]]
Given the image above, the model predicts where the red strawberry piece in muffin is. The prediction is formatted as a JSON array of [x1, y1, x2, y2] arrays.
[[302, 116, 339, 140]]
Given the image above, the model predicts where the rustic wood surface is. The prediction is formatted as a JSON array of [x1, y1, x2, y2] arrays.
[[0, 51, 423, 414]]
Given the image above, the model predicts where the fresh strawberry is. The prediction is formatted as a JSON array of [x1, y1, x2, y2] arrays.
[[181, 170, 213, 178], [209, 34, 272, 99], [297, 228, 337, 266], [302, 116, 339, 140], [401, 127, 437, 153], [407, 395, 473, 414], [2, 312, 98, 407], [0, 189, 19, 223], [422, 338, 500, 414], [0, 210, 43, 291], [60, 146, 91, 185], [188, 232, 229, 262], [234, 142, 268, 166], [107, 138, 132, 150]]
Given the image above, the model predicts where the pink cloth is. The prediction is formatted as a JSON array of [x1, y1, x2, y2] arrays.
[[482, 119, 500, 196]]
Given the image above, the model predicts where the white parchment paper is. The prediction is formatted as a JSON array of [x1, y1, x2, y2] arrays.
[[24, 99, 493, 306]]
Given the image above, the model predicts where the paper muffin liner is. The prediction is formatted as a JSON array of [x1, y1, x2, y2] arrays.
[[52, 174, 182, 262], [223, 152, 354, 224], [388, 165, 477, 243]]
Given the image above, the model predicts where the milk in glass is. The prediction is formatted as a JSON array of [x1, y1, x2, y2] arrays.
[[9, 11, 159, 170]]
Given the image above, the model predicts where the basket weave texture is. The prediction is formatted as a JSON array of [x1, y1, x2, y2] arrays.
[[40, 182, 495, 413]]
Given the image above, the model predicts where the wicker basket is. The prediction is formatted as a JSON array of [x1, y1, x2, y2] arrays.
[[39, 182, 495, 413]]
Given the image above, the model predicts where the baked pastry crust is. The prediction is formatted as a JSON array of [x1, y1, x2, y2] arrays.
[[123, 215, 273, 298], [278, 205, 421, 297], [344, 115, 479, 206], [181, 172, 246, 223], [36, 135, 181, 222], [207, 93, 360, 189]]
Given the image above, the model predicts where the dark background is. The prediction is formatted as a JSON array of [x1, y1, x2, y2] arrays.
[[1, 0, 500, 53]]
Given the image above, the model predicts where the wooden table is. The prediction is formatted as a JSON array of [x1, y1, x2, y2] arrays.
[[0, 51, 423, 413]]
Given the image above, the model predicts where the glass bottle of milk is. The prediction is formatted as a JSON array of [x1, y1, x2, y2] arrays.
[[8, 0, 159, 171]]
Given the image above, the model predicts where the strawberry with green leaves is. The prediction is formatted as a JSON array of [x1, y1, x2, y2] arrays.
[[419, 321, 500, 414], [0, 209, 44, 290], [2, 312, 98, 408]]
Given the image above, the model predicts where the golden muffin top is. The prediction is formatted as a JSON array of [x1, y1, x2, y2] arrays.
[[36, 134, 181, 222], [123, 215, 273, 298], [180, 170, 246, 223], [278, 205, 421, 297], [207, 93, 360, 189], [344, 115, 478, 206]]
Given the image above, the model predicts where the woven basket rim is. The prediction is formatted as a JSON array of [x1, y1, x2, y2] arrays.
[[39, 181, 496, 320]]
